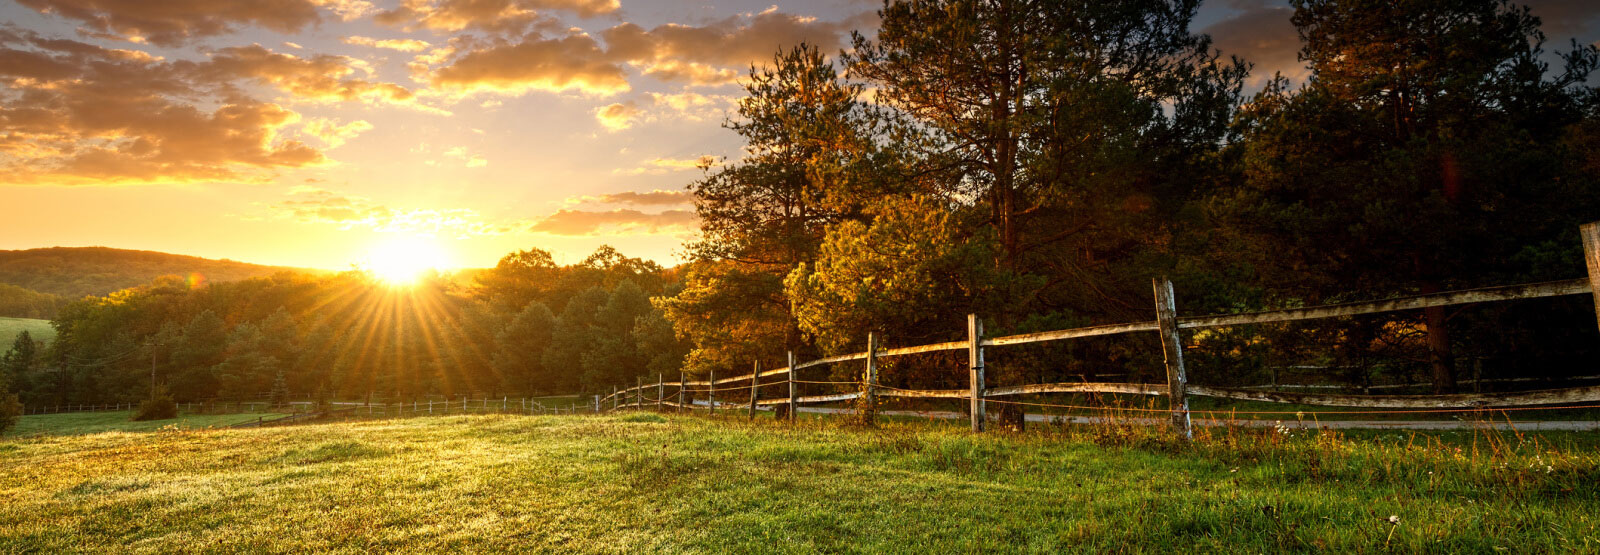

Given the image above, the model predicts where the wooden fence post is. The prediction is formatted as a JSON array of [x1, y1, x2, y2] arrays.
[[635, 376, 642, 410], [864, 332, 879, 424], [1582, 222, 1600, 334], [968, 314, 985, 432], [709, 369, 716, 415], [658, 373, 664, 412], [678, 373, 686, 413], [748, 361, 760, 419], [787, 351, 797, 423], [1153, 277, 1193, 440]]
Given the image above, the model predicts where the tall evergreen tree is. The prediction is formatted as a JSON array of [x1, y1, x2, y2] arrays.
[[1222, 0, 1600, 391]]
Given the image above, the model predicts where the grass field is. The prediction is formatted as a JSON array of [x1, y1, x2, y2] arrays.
[[7, 411, 289, 437], [0, 317, 53, 345], [2, 411, 1597, 552]]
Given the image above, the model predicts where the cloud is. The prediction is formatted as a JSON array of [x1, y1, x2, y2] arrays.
[[594, 100, 640, 131], [0, 32, 436, 185], [611, 155, 716, 176], [1202, 0, 1305, 87], [375, 0, 619, 34], [647, 90, 737, 121], [0, 34, 330, 185], [599, 10, 872, 85], [187, 45, 418, 106], [275, 187, 513, 236], [639, 60, 740, 86], [343, 35, 431, 52], [302, 117, 373, 148], [15, 0, 325, 47], [568, 189, 692, 206], [528, 208, 697, 236], [429, 33, 628, 96], [442, 145, 487, 167]]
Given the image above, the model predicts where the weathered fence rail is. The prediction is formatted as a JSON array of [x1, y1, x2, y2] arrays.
[[600, 222, 1600, 439]]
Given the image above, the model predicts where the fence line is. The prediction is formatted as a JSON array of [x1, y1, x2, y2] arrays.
[[599, 221, 1600, 439]]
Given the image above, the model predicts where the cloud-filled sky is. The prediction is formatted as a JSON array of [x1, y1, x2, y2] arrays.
[[1, 0, 1595, 270]]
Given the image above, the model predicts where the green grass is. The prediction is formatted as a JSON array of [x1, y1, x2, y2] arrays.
[[9, 411, 290, 437], [2, 412, 1597, 552], [0, 317, 53, 345]]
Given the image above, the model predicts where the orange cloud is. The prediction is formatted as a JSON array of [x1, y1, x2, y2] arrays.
[[594, 100, 640, 131], [375, 0, 618, 34], [342, 36, 431, 52], [429, 33, 628, 96], [0, 33, 423, 185], [15, 0, 325, 46], [611, 155, 716, 176], [528, 209, 697, 236], [599, 10, 872, 84], [188, 45, 418, 105], [568, 189, 692, 206]]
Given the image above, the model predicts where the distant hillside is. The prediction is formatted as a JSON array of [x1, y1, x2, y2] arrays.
[[0, 247, 323, 302]]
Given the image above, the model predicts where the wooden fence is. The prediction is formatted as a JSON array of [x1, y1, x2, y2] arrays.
[[600, 222, 1600, 439]]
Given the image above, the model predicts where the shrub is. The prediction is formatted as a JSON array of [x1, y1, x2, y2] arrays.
[[0, 392, 20, 436], [133, 385, 178, 421]]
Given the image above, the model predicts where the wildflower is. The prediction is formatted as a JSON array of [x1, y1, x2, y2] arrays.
[[1387, 515, 1401, 525]]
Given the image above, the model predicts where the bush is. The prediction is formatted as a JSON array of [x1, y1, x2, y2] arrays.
[[133, 385, 178, 421], [0, 392, 20, 436]]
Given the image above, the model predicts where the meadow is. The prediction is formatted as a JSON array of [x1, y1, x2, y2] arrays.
[[1, 410, 1597, 552], [0, 317, 52, 344]]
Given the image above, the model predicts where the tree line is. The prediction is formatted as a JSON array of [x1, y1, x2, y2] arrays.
[[0, 246, 688, 405]]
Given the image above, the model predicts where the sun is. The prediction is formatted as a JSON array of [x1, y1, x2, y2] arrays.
[[363, 237, 454, 286]]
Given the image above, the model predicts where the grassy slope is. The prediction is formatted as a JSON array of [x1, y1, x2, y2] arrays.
[[1, 413, 1597, 552], [8, 411, 288, 437], [0, 317, 54, 345]]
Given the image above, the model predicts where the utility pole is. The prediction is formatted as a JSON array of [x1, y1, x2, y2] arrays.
[[144, 341, 164, 396]]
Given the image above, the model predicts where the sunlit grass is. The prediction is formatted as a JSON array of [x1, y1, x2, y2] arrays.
[[1, 412, 1597, 552]]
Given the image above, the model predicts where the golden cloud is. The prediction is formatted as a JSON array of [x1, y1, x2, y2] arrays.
[[611, 155, 716, 176], [528, 209, 697, 236], [429, 33, 628, 96], [343, 35, 432, 52], [568, 189, 692, 206], [189, 45, 418, 105], [0, 32, 425, 185], [599, 10, 871, 84], [15, 0, 325, 46], [375, 0, 618, 34], [302, 117, 373, 148], [594, 100, 640, 131]]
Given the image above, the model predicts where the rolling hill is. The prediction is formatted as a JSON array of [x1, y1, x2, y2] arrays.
[[0, 247, 324, 315]]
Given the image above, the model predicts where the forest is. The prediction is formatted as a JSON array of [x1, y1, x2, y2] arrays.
[[3, 0, 1600, 406]]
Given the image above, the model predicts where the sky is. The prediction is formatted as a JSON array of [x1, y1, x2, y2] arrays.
[[1, 0, 1596, 271]]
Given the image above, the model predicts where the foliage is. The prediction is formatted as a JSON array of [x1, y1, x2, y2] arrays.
[[1213, 0, 1600, 391], [0, 284, 62, 319], [667, 44, 886, 375], [786, 196, 1025, 351], [24, 246, 681, 406], [133, 384, 177, 421], [492, 301, 557, 394]]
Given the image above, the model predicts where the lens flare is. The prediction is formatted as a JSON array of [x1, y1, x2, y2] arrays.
[[362, 237, 453, 286]]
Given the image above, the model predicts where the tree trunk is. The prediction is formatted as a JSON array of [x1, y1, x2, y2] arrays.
[[1420, 282, 1457, 394]]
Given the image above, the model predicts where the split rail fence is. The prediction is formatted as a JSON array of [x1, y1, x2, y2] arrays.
[[600, 222, 1600, 439]]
